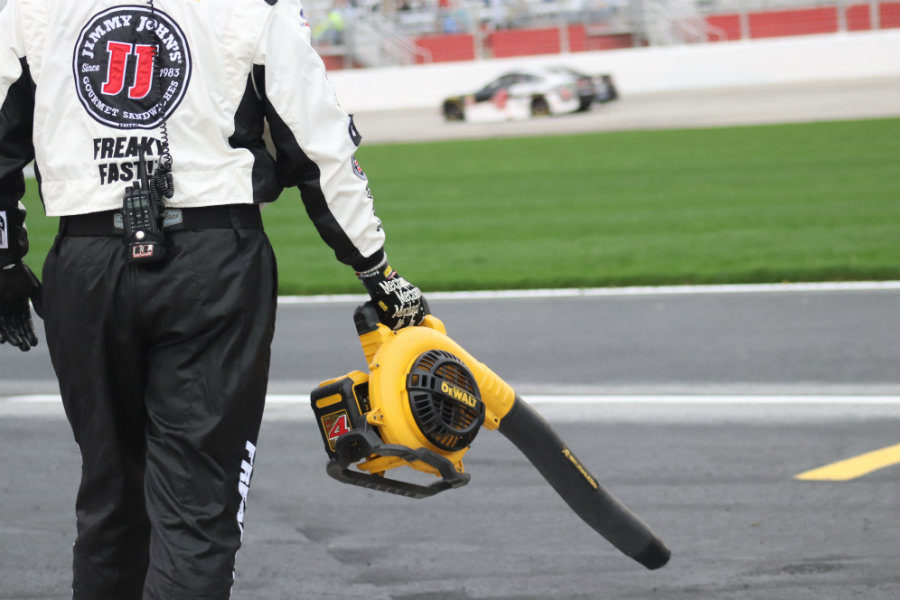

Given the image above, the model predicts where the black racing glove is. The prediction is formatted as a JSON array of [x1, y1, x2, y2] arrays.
[[356, 258, 427, 330], [0, 262, 42, 351]]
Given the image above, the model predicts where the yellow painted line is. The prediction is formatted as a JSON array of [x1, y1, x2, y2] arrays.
[[795, 443, 900, 481]]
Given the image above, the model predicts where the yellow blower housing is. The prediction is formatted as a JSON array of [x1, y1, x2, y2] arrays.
[[312, 305, 515, 497], [310, 303, 671, 570]]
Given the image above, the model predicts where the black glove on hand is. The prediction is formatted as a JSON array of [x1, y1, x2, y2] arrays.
[[0, 262, 42, 351], [357, 258, 427, 330]]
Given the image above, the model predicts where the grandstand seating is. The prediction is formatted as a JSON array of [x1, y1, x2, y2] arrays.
[[304, 1, 900, 68]]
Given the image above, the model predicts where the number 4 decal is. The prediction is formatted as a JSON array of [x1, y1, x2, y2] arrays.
[[328, 414, 351, 440]]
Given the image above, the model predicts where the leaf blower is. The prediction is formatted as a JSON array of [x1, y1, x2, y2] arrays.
[[311, 304, 671, 570]]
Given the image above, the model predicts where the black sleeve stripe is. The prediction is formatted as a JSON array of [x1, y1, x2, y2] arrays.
[[0, 57, 35, 208], [228, 66, 282, 204], [257, 66, 375, 270], [352, 247, 386, 273]]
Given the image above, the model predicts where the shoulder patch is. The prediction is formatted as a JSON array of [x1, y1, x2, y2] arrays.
[[351, 155, 367, 181], [348, 115, 362, 147]]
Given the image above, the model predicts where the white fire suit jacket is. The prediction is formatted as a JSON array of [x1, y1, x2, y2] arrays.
[[0, 0, 385, 270]]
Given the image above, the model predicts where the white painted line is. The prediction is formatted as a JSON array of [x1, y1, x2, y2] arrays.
[[266, 394, 311, 405], [523, 395, 900, 405], [6, 394, 898, 405], [2, 394, 63, 404], [277, 281, 900, 304], [270, 394, 900, 406]]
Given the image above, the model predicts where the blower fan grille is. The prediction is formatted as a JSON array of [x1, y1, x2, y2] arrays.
[[406, 350, 485, 451]]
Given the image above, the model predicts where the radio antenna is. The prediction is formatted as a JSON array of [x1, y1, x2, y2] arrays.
[[145, 0, 174, 199]]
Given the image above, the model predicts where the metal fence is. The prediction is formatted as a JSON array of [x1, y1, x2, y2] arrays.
[[304, 0, 896, 66], [1, 1, 889, 65]]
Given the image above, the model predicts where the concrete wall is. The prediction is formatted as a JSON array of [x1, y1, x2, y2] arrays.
[[328, 30, 900, 113]]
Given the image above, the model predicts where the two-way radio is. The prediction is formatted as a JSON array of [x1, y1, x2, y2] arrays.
[[122, 148, 169, 263]]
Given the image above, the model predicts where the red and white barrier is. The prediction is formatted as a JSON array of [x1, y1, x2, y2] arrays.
[[328, 29, 900, 112]]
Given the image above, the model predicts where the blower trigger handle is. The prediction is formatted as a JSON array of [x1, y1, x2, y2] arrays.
[[354, 302, 382, 336]]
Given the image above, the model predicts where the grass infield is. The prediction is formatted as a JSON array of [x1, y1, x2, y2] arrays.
[[20, 118, 900, 295]]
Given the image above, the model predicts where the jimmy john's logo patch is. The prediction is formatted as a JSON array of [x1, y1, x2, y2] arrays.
[[73, 6, 191, 129]]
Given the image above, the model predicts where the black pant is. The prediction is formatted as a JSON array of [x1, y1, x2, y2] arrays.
[[42, 224, 277, 599]]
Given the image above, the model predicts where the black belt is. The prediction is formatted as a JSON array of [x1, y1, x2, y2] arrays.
[[59, 204, 263, 236]]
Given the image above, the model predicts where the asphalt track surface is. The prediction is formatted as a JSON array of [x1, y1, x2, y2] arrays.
[[3, 286, 899, 599], [350, 77, 900, 145], [2, 79, 900, 599]]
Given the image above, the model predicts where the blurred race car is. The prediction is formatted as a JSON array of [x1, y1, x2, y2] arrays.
[[549, 67, 618, 103], [442, 66, 601, 122], [593, 73, 619, 103]]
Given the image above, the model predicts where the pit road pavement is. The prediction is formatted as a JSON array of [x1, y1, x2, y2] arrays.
[[2, 285, 899, 599]]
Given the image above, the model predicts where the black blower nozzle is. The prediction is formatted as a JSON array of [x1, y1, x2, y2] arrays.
[[499, 397, 670, 570]]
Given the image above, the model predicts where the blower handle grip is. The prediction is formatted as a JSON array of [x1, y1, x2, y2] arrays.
[[354, 302, 382, 336], [498, 396, 670, 570]]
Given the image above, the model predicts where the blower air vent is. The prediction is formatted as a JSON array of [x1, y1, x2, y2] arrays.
[[406, 350, 485, 452]]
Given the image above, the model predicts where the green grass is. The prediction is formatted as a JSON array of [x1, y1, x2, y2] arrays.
[[20, 118, 900, 294]]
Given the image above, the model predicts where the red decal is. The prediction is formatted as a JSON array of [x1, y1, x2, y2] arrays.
[[102, 41, 133, 96], [132, 244, 154, 259], [493, 89, 508, 110], [327, 414, 350, 440], [128, 44, 156, 100]]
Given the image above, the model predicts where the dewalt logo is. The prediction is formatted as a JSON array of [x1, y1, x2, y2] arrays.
[[562, 447, 599, 490], [440, 381, 478, 408]]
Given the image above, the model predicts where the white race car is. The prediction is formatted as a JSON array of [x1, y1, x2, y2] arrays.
[[442, 66, 602, 122]]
